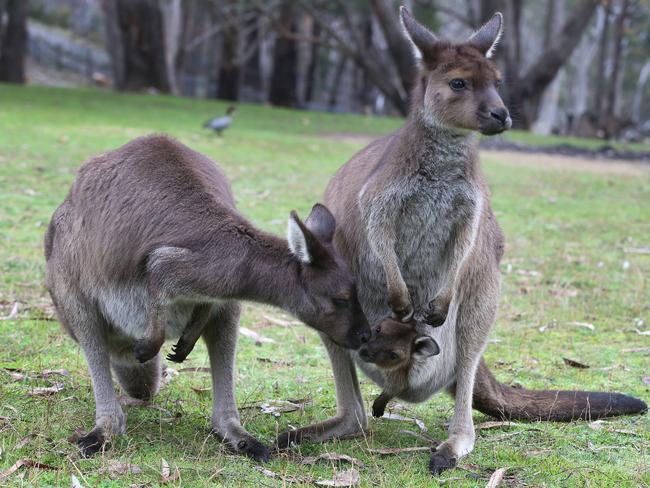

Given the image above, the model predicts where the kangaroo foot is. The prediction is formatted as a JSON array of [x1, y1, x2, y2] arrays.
[[77, 428, 107, 458], [428, 443, 457, 476]]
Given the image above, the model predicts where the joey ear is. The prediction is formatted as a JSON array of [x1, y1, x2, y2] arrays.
[[305, 203, 336, 244], [400, 6, 439, 63], [287, 211, 313, 264], [468, 12, 503, 58], [413, 335, 440, 359]]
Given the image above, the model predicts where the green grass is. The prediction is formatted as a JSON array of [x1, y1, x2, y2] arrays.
[[0, 84, 648, 487]]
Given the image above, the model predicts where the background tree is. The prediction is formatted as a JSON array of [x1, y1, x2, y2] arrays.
[[0, 0, 28, 83]]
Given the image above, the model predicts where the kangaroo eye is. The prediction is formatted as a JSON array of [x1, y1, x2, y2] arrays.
[[389, 352, 399, 360], [332, 298, 350, 308], [449, 79, 466, 91], [374, 326, 381, 334]]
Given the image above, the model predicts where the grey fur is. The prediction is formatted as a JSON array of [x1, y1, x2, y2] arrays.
[[44, 134, 369, 458]]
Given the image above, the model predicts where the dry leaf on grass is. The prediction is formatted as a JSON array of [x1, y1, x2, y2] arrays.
[[253, 465, 307, 484], [0, 459, 57, 480], [13, 434, 36, 450], [160, 458, 180, 483], [1, 302, 19, 320], [562, 357, 590, 369], [39, 369, 70, 378], [634, 329, 650, 336], [588, 420, 606, 430], [239, 327, 275, 345], [612, 429, 639, 436], [622, 347, 650, 353], [367, 446, 431, 455], [263, 315, 296, 327], [191, 386, 210, 395], [475, 421, 517, 430], [178, 367, 211, 374], [160, 367, 178, 388], [569, 321, 594, 331], [642, 376, 650, 385], [398, 429, 439, 445], [260, 399, 305, 416], [380, 412, 427, 432], [485, 468, 506, 488], [302, 452, 364, 468], [71, 474, 85, 488], [99, 460, 143, 477], [28, 383, 64, 396], [316, 468, 360, 487]]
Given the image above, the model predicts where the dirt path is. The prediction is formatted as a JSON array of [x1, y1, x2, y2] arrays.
[[319, 134, 650, 177]]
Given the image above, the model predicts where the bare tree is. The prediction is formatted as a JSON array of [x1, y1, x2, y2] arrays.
[[102, 0, 170, 92], [602, 0, 630, 135], [269, 1, 299, 107], [217, 0, 240, 100], [0, 0, 28, 84]]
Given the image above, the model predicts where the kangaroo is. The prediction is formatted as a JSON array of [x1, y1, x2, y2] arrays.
[[275, 8, 647, 475], [44, 134, 370, 460], [357, 317, 440, 418]]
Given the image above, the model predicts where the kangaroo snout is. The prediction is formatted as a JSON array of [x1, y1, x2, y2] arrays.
[[479, 106, 512, 135]]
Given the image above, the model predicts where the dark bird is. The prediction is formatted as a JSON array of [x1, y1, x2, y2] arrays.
[[203, 106, 236, 135]]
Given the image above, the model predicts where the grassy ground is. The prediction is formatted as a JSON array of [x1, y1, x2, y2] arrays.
[[0, 84, 648, 487]]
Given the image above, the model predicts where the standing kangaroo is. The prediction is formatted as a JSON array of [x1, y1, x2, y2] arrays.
[[276, 8, 647, 475], [44, 134, 370, 459]]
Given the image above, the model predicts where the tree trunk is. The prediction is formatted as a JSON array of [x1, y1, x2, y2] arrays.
[[0, 0, 28, 84], [592, 3, 611, 115], [242, 17, 263, 100], [269, 1, 298, 107], [602, 0, 629, 135], [102, 0, 170, 93], [160, 0, 182, 95], [217, 1, 239, 101], [508, 0, 600, 128], [369, 0, 416, 98], [303, 20, 320, 104]]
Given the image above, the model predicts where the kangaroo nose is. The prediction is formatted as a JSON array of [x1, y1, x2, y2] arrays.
[[490, 108, 512, 129], [360, 328, 370, 343]]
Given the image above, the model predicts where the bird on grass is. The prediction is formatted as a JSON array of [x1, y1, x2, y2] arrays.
[[203, 106, 236, 136]]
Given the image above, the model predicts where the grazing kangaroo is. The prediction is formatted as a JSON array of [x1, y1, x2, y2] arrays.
[[357, 317, 440, 418], [44, 134, 370, 459], [276, 8, 647, 475]]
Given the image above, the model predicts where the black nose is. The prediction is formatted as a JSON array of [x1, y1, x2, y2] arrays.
[[490, 107, 510, 126], [360, 328, 370, 344]]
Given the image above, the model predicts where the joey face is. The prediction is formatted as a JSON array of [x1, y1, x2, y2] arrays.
[[287, 204, 370, 349], [358, 318, 440, 370], [401, 8, 512, 135]]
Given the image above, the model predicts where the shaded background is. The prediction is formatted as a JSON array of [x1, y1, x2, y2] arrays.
[[0, 0, 649, 141]]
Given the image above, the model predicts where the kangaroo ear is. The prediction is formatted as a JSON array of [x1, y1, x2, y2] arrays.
[[400, 6, 438, 64], [287, 211, 313, 264], [413, 335, 440, 359], [305, 203, 336, 244], [468, 12, 503, 58]]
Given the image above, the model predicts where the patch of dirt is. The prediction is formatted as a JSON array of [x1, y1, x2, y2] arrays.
[[318, 133, 650, 176], [484, 150, 650, 176]]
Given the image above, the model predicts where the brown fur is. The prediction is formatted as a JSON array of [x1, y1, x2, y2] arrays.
[[44, 134, 370, 458]]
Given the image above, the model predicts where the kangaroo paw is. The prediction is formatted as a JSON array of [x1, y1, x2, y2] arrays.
[[166, 342, 191, 363]]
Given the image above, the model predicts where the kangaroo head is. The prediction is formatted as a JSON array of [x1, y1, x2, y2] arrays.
[[358, 317, 439, 370], [401, 7, 511, 135], [287, 203, 370, 349]]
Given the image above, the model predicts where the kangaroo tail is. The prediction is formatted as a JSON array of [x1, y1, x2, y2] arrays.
[[472, 359, 647, 421]]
